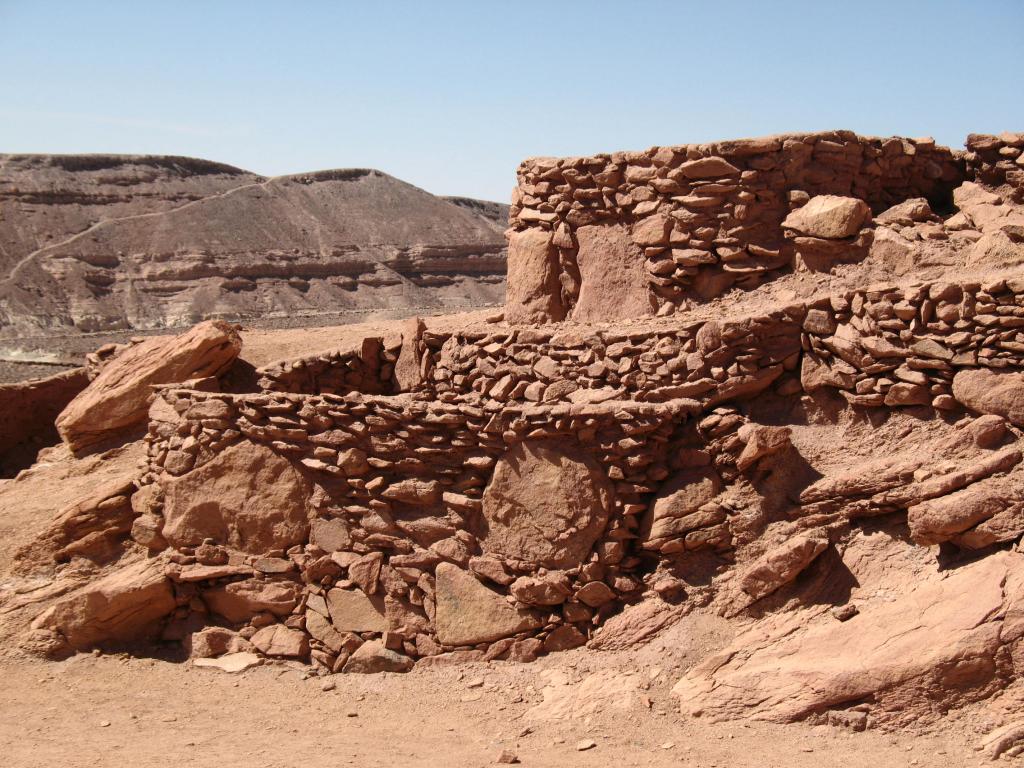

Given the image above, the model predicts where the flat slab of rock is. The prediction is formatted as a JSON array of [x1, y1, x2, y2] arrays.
[[572, 224, 656, 322], [326, 587, 386, 632], [56, 320, 241, 454], [505, 228, 564, 324], [162, 439, 310, 554], [738, 534, 829, 602], [250, 624, 309, 658], [193, 652, 262, 673], [434, 562, 542, 646], [479, 440, 612, 569], [783, 195, 870, 239]]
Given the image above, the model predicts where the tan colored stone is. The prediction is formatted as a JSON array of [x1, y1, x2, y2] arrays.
[[394, 316, 426, 392], [674, 552, 1024, 725], [162, 440, 310, 554], [479, 440, 612, 569], [434, 562, 542, 646], [56, 320, 241, 453], [203, 578, 300, 623], [642, 468, 722, 547], [342, 639, 413, 673], [783, 195, 870, 239], [738, 534, 829, 601]]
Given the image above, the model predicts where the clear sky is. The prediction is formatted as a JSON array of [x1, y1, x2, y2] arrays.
[[1, 0, 1022, 203]]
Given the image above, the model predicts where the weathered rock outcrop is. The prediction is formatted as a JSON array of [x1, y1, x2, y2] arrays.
[[953, 368, 1024, 425], [55, 320, 241, 453], [31, 557, 176, 651], [674, 551, 1024, 727]]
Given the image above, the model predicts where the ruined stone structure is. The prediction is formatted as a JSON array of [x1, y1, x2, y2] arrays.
[[20, 129, 1024, 729]]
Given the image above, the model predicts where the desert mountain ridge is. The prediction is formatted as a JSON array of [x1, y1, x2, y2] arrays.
[[0, 153, 509, 339]]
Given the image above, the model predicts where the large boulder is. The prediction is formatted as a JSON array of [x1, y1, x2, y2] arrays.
[[782, 195, 871, 239], [953, 368, 1024, 425], [31, 558, 175, 650], [478, 441, 612, 569], [505, 228, 565, 324], [161, 440, 310, 554], [433, 562, 542, 646], [56, 320, 241, 453], [673, 551, 1024, 726], [572, 224, 656, 322]]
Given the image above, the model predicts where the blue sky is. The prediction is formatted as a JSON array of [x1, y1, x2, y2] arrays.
[[1, 1, 1022, 202]]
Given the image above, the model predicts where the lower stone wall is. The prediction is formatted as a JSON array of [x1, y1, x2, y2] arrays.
[[253, 274, 1024, 427], [137, 390, 723, 669], [255, 336, 395, 395], [0, 367, 88, 477]]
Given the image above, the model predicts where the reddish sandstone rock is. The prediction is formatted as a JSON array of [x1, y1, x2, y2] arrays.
[[162, 440, 310, 554], [203, 578, 300, 623], [31, 558, 175, 651], [738, 534, 829, 602], [479, 441, 612, 569], [342, 639, 413, 673], [783, 195, 871, 239], [505, 228, 564, 324], [393, 316, 427, 392], [250, 624, 309, 658], [572, 224, 656, 322], [433, 562, 542, 646], [953, 368, 1024, 426], [736, 425, 792, 472], [185, 626, 239, 658], [907, 474, 1020, 546], [674, 551, 1024, 726], [641, 468, 723, 550], [510, 572, 572, 606], [56, 320, 241, 454], [326, 587, 387, 632]]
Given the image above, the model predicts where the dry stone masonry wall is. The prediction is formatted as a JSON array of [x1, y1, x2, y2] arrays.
[[135, 389, 709, 668], [506, 131, 965, 322]]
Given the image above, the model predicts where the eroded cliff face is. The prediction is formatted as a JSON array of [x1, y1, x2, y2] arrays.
[[0, 157, 508, 336]]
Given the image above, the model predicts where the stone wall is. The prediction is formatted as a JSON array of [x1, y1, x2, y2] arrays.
[[506, 131, 965, 322], [256, 337, 395, 395], [137, 389, 722, 668], [0, 367, 88, 477], [966, 132, 1024, 200]]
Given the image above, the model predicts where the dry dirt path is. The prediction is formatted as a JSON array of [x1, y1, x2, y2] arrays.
[[0, 653, 981, 768]]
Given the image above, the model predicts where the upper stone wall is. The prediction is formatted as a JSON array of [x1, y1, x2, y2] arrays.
[[506, 130, 965, 323]]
